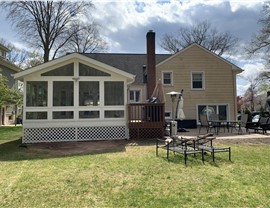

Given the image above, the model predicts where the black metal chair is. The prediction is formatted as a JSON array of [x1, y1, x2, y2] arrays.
[[156, 137, 204, 165], [199, 114, 215, 134], [193, 134, 231, 162]]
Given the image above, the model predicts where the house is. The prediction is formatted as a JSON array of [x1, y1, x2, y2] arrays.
[[14, 30, 243, 143], [0, 43, 21, 125], [156, 43, 243, 126], [87, 32, 243, 127]]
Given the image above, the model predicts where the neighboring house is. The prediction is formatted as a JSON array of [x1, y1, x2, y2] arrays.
[[0, 43, 21, 125], [14, 30, 243, 143]]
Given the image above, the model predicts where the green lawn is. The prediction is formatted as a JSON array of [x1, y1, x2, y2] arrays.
[[0, 126, 270, 207]]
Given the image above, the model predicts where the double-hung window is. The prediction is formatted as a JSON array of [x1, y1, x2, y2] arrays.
[[192, 72, 204, 89], [129, 90, 141, 103], [162, 72, 172, 85]]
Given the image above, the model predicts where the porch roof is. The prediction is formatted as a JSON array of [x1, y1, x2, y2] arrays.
[[14, 53, 136, 83]]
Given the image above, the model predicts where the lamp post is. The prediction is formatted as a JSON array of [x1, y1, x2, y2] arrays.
[[167, 91, 181, 136]]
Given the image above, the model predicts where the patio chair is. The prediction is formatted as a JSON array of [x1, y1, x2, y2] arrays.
[[192, 134, 231, 162], [231, 113, 248, 134], [209, 113, 226, 134], [199, 114, 216, 134], [246, 116, 270, 134], [156, 137, 204, 165]]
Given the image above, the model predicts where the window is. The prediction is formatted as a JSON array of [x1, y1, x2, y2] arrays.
[[26, 81, 47, 107], [165, 112, 171, 119], [105, 110, 124, 118], [79, 63, 110, 76], [79, 81, 99, 106], [41, 63, 74, 76], [192, 72, 204, 89], [53, 111, 74, 119], [162, 72, 172, 85], [53, 81, 74, 106], [26, 112, 47, 120], [79, 111, 100, 119], [129, 90, 141, 102], [104, 81, 124, 106], [198, 104, 228, 121]]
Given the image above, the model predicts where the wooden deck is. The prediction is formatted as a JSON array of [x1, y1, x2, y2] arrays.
[[128, 103, 165, 139]]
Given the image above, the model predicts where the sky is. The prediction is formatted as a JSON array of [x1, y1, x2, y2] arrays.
[[0, 0, 266, 96]]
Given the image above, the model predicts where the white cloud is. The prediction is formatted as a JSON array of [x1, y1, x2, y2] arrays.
[[240, 62, 266, 79], [236, 62, 267, 96]]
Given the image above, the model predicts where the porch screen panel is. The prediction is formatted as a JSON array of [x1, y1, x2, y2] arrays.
[[41, 63, 74, 76], [26, 112, 47, 120], [53, 81, 74, 106], [79, 82, 99, 106], [105, 110, 124, 118], [79, 63, 110, 76], [104, 81, 124, 106], [53, 111, 74, 119], [79, 111, 100, 119], [26, 81, 47, 107]]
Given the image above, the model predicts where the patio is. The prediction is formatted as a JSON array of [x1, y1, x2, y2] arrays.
[[173, 127, 270, 144]]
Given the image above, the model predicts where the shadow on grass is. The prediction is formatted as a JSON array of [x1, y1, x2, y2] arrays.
[[156, 150, 233, 167], [126, 138, 158, 146], [0, 138, 127, 161]]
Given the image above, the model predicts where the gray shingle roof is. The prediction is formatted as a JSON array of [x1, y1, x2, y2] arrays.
[[83, 53, 171, 84]]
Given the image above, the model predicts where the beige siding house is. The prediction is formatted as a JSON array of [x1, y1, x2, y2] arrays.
[[156, 43, 243, 123]]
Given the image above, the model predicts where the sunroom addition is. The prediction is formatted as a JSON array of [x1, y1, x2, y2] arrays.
[[15, 53, 135, 143]]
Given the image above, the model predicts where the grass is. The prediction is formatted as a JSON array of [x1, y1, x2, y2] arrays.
[[1, 126, 270, 207]]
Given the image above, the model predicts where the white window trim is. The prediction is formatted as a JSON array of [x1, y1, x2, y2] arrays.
[[191, 71, 205, 90], [196, 103, 230, 123], [162, 71, 173, 86], [128, 88, 142, 103]]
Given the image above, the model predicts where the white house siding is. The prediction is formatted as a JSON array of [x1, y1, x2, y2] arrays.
[[15, 54, 135, 143]]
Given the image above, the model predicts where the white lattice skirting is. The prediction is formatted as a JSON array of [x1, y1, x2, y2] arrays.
[[23, 126, 128, 143]]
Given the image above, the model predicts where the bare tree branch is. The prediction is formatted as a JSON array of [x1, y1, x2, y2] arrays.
[[160, 20, 238, 56], [0, 1, 107, 63]]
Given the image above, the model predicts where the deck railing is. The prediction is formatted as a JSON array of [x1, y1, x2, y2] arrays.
[[128, 103, 165, 139]]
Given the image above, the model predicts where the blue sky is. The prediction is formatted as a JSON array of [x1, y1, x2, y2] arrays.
[[0, 0, 266, 95]]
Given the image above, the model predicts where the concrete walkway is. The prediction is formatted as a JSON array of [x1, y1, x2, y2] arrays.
[[175, 127, 270, 140]]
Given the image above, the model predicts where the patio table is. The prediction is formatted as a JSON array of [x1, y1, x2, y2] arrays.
[[210, 120, 238, 134]]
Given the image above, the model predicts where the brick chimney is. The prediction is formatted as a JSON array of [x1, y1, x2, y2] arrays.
[[146, 30, 156, 98]]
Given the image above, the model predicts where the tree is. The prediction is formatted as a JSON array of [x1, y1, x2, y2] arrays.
[[240, 72, 264, 112], [160, 21, 238, 56], [63, 22, 108, 53], [0, 1, 106, 63], [0, 76, 22, 109], [247, 1, 270, 62], [0, 76, 23, 125], [0, 38, 29, 69]]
